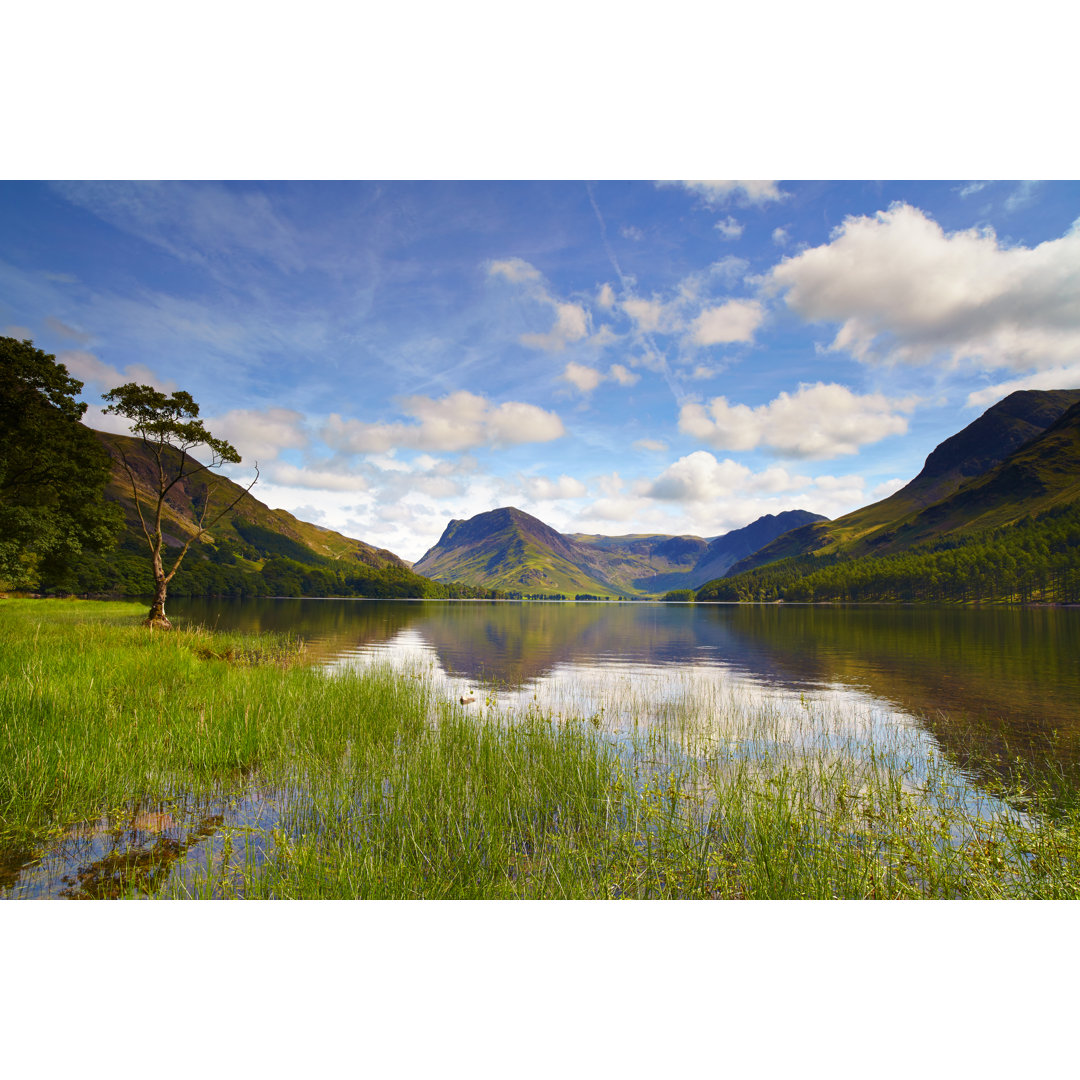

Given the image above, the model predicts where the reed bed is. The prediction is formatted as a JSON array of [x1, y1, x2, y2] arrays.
[[3, 599, 1079, 899]]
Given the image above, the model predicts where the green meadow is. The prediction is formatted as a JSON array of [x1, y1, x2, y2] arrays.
[[3, 598, 1080, 899]]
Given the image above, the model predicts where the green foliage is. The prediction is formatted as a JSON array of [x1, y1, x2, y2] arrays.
[[231, 518, 324, 565], [100, 381, 255, 623], [102, 383, 241, 465], [0, 337, 122, 589], [662, 589, 695, 602]]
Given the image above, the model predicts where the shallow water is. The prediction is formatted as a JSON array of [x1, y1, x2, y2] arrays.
[[7, 599, 1076, 897], [169, 597, 1080, 768]]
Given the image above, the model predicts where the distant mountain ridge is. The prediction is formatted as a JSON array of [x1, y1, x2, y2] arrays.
[[414, 505, 827, 597]]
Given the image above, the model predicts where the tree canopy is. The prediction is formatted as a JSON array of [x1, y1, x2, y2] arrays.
[[102, 382, 255, 627], [0, 337, 121, 590]]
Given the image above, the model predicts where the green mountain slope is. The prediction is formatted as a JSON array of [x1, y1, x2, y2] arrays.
[[415, 507, 626, 596], [98, 431, 406, 569], [698, 391, 1080, 604], [415, 506, 829, 597], [727, 389, 1080, 577], [46, 430, 470, 599]]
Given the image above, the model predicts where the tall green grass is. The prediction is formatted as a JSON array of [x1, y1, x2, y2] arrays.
[[3, 599, 1079, 899]]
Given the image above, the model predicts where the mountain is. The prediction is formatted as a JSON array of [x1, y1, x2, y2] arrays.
[[698, 389, 1080, 604], [57, 430, 468, 600], [414, 505, 827, 597], [414, 507, 623, 596], [725, 389, 1080, 577], [97, 431, 407, 569]]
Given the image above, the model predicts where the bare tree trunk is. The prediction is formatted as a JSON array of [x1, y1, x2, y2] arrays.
[[145, 551, 172, 629]]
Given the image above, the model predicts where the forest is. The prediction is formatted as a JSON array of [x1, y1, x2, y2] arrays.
[[697, 500, 1080, 604]]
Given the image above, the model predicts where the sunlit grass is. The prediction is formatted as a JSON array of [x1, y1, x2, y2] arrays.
[[3, 599, 1079, 899]]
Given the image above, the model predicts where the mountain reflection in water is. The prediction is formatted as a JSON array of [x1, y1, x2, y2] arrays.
[[170, 598, 1080, 792]]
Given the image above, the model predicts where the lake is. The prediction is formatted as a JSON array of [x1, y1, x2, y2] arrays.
[[169, 597, 1080, 794]]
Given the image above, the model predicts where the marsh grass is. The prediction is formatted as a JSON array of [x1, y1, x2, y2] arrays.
[[3, 599, 1080, 899]]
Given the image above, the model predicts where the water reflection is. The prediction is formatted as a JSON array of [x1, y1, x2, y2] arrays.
[[170, 598, 1080, 794]]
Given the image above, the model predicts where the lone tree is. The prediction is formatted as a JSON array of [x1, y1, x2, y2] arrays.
[[102, 383, 258, 628], [0, 337, 121, 590]]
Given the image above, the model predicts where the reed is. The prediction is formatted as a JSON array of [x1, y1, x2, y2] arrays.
[[3, 599, 1078, 899]]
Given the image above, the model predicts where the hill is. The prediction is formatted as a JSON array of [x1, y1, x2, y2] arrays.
[[414, 506, 827, 597], [699, 390, 1080, 604], [48, 430, 485, 600], [726, 389, 1080, 577]]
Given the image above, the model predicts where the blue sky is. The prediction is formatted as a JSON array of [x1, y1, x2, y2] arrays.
[[3, 179, 1079, 561]]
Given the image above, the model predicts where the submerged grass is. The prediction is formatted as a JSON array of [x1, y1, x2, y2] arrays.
[[3, 598, 1080, 899]]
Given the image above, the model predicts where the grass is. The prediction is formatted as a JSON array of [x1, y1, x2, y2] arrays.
[[3, 598, 1080, 899]]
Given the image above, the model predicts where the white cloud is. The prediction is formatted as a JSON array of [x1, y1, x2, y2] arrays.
[[689, 299, 764, 346], [522, 474, 587, 500], [1004, 180, 1041, 213], [633, 438, 668, 452], [955, 181, 990, 198], [772, 227, 790, 247], [645, 452, 752, 501], [679, 382, 917, 459], [322, 390, 565, 454], [715, 216, 744, 240], [206, 407, 308, 462], [561, 361, 640, 394], [487, 257, 543, 284], [597, 282, 616, 309], [965, 363, 1080, 407], [562, 362, 604, 393], [620, 224, 644, 241], [769, 202, 1080, 373], [622, 296, 669, 333], [58, 349, 177, 394], [4, 324, 32, 339], [520, 300, 589, 352], [268, 463, 369, 492], [661, 181, 786, 207], [488, 257, 590, 352]]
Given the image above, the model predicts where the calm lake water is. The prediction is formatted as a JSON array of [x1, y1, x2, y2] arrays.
[[169, 597, 1080, 786]]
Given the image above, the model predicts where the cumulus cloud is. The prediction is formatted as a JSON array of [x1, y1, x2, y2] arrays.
[[772, 227, 790, 247], [522, 474, 588, 500], [561, 361, 640, 394], [488, 257, 589, 352], [622, 296, 669, 333], [322, 390, 565, 454], [562, 362, 604, 393], [597, 282, 616, 309], [521, 301, 589, 351], [689, 299, 764, 346], [769, 202, 1080, 372], [268, 463, 370, 492], [660, 181, 786, 207], [206, 407, 308, 462], [678, 382, 917, 459], [965, 363, 1080, 407], [59, 349, 177, 394], [715, 216, 744, 240]]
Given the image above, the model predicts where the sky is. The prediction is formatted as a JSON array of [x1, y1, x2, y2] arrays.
[[3, 179, 1079, 561]]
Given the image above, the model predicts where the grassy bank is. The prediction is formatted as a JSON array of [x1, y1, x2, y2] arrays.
[[3, 599, 1079, 899]]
